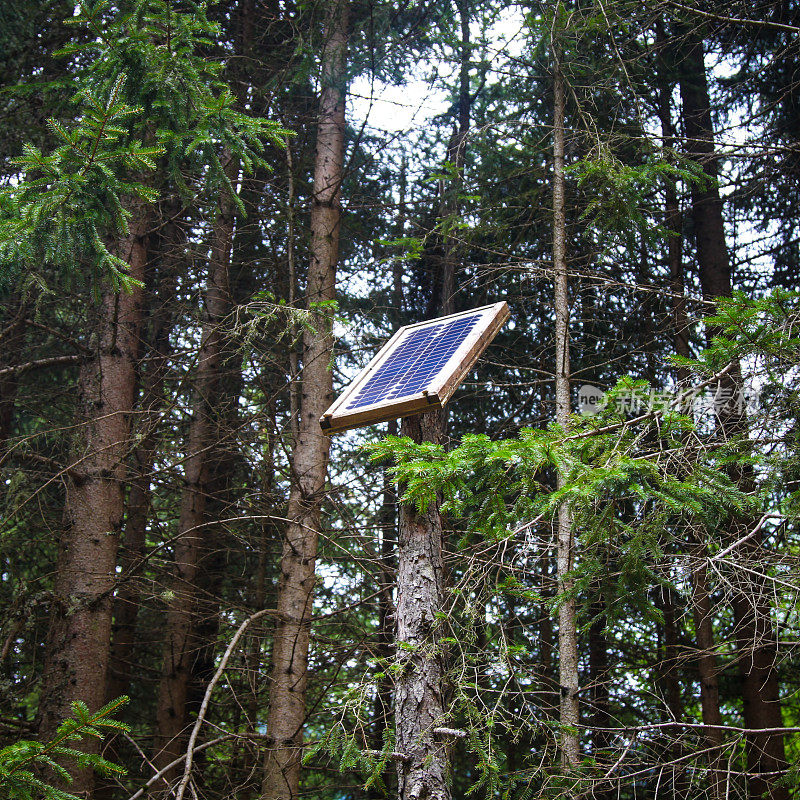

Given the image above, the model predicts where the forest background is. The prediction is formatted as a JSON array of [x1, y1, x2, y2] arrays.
[[1, 0, 799, 799]]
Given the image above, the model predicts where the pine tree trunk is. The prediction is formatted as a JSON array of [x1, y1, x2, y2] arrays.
[[655, 25, 689, 374], [261, 3, 348, 797], [691, 564, 724, 799], [538, 568, 556, 720], [395, 410, 451, 800], [588, 597, 610, 790], [677, 30, 787, 799], [658, 586, 690, 798], [392, 7, 474, 794], [660, 588, 683, 723], [368, 420, 397, 800], [37, 202, 151, 797], [655, 35, 724, 794], [153, 161, 237, 779], [0, 298, 26, 449], [426, 0, 470, 319], [106, 218, 181, 704], [369, 185, 405, 798], [551, 35, 580, 772], [372, 420, 397, 752], [238, 409, 278, 800]]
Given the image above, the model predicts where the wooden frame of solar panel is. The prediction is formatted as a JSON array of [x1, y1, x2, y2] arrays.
[[320, 301, 510, 434]]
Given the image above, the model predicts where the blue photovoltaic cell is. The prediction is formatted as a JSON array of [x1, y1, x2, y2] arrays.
[[346, 314, 481, 410]]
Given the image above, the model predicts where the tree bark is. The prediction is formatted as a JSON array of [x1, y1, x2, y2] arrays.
[[392, 7, 474, 795], [106, 216, 181, 704], [372, 418, 397, 752], [588, 597, 610, 765], [678, 29, 787, 799], [395, 410, 451, 800], [37, 202, 150, 797], [655, 23, 690, 375], [655, 35, 725, 795], [691, 564, 724, 799], [153, 158, 237, 779], [238, 406, 279, 800], [261, 3, 348, 798], [551, 35, 580, 772], [538, 562, 556, 721], [0, 298, 26, 449], [426, 0, 470, 319], [658, 586, 690, 799]]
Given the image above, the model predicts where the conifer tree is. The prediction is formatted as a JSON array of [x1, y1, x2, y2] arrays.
[[1, 3, 281, 794], [262, 2, 349, 797]]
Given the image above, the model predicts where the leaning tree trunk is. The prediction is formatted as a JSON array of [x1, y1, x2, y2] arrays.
[[261, 3, 348, 798], [37, 201, 150, 797], [677, 29, 787, 799], [152, 158, 237, 781], [551, 35, 580, 772]]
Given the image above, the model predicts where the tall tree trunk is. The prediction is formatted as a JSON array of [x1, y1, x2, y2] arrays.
[[658, 586, 690, 799], [37, 202, 150, 797], [370, 176, 405, 798], [426, 0, 470, 319], [0, 298, 26, 449], [395, 410, 451, 800], [153, 159, 237, 779], [551, 35, 580, 772], [261, 3, 348, 798], [238, 405, 279, 800], [660, 588, 683, 723], [691, 564, 724, 798], [656, 34, 724, 794], [655, 54, 689, 374], [677, 29, 787, 799], [394, 7, 473, 796], [93, 221, 182, 800], [538, 561, 556, 721], [372, 419, 397, 752], [588, 597, 610, 797], [106, 215, 182, 703]]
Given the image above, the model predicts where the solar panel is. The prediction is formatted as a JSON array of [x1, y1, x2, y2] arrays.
[[320, 302, 509, 434]]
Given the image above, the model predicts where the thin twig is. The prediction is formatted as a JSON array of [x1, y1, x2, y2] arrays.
[[663, 0, 800, 33], [0, 354, 82, 378], [712, 512, 783, 561], [174, 609, 275, 800], [127, 735, 236, 800]]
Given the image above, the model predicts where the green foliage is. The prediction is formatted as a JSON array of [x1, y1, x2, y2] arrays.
[[367, 375, 749, 540], [0, 697, 130, 800], [0, 73, 161, 294], [61, 0, 291, 195], [0, 0, 290, 295], [363, 291, 800, 794], [366, 379, 754, 791], [568, 143, 708, 247], [303, 680, 395, 794], [682, 289, 800, 514], [687, 289, 800, 368]]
